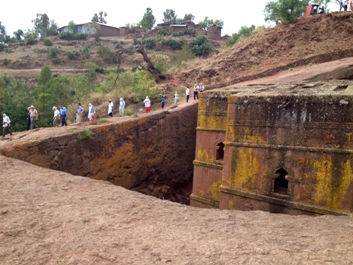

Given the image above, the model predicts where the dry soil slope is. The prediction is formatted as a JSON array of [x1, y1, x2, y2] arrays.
[[176, 12, 353, 87]]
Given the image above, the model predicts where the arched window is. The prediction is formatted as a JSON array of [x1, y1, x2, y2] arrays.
[[216, 142, 224, 160], [273, 168, 289, 194]]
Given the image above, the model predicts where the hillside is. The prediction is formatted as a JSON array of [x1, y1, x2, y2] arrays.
[[0, 34, 226, 81], [176, 12, 353, 87]]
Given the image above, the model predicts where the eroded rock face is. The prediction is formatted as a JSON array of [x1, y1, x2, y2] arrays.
[[0, 105, 198, 204]]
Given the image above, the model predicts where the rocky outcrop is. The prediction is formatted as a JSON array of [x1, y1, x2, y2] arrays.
[[0, 104, 198, 204]]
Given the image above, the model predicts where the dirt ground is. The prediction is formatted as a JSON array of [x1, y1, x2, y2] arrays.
[[1, 155, 353, 265]]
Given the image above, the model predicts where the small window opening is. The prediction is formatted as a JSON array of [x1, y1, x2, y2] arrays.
[[216, 142, 225, 160], [274, 168, 288, 194]]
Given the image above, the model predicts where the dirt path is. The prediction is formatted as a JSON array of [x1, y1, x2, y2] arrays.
[[234, 57, 353, 86], [1, 155, 353, 265]]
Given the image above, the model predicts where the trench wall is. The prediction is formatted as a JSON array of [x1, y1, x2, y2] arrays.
[[1, 105, 198, 204]]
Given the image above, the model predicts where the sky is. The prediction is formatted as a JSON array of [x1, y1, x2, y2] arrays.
[[0, 1, 340, 37]]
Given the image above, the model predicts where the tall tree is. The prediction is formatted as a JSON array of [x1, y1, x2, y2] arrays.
[[139, 8, 155, 31], [67, 21, 76, 33], [91, 11, 107, 24], [32, 13, 50, 37], [48, 20, 59, 36], [0, 21, 7, 43], [264, 0, 310, 24], [198, 17, 224, 31], [183, 13, 195, 21], [163, 9, 177, 24]]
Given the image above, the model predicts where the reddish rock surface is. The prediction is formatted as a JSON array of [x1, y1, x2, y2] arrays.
[[1, 155, 353, 265], [0, 101, 198, 204]]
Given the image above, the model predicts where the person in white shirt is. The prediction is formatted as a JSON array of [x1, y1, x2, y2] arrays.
[[52, 106, 60, 127], [143, 96, 151, 113], [108, 99, 114, 117], [119, 98, 125, 116], [194, 83, 199, 100], [88, 103, 95, 121], [186, 87, 190, 102], [200, 83, 205, 93], [174, 92, 178, 106], [2, 113, 12, 139]]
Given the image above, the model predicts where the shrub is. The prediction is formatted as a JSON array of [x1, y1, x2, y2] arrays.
[[24, 33, 37, 45], [52, 57, 61, 64], [124, 105, 135, 116], [128, 45, 135, 55], [190, 35, 212, 56], [172, 28, 196, 37], [49, 47, 58, 58], [58, 32, 87, 40], [44, 39, 53, 46], [0, 43, 6, 52], [166, 39, 182, 50], [4, 48, 12, 53], [133, 38, 141, 45], [99, 118, 107, 124], [143, 38, 156, 49], [158, 29, 171, 36], [3, 58, 8, 65], [97, 46, 114, 63], [82, 46, 90, 59], [78, 128, 94, 140], [66, 50, 80, 59]]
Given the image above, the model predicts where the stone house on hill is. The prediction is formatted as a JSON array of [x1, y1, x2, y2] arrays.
[[58, 23, 126, 37], [208, 24, 222, 39]]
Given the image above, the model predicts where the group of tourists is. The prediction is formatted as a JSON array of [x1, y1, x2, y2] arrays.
[[338, 0, 353, 11], [2, 84, 207, 139]]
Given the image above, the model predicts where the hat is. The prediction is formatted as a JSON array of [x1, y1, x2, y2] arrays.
[[2, 113, 5, 116], [30, 105, 34, 108], [52, 106, 57, 110], [120, 98, 123, 101], [109, 99, 111, 102], [89, 103, 92, 106]]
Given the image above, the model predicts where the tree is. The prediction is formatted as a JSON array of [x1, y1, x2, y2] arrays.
[[139, 8, 156, 31], [163, 9, 177, 24], [13, 29, 24, 41], [183, 13, 195, 21], [47, 20, 59, 36], [198, 17, 224, 31], [67, 21, 76, 33], [0, 21, 8, 44], [32, 13, 50, 38], [264, 0, 310, 24], [190, 35, 212, 56], [37, 65, 52, 87], [227, 25, 256, 46], [91, 11, 107, 24]]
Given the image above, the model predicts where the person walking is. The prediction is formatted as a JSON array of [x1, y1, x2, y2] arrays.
[[26, 107, 31, 131], [59, 106, 67, 126], [29, 105, 38, 130], [76, 103, 84, 124], [174, 92, 178, 106], [108, 99, 113, 117], [200, 83, 205, 93], [193, 83, 199, 100], [88, 103, 95, 122], [339, 0, 344, 11], [119, 98, 125, 116], [144, 96, 151, 113], [2, 113, 12, 140], [344, 0, 349, 11], [52, 106, 60, 127], [186, 87, 190, 103], [161, 95, 166, 108], [350, 0, 353, 11]]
